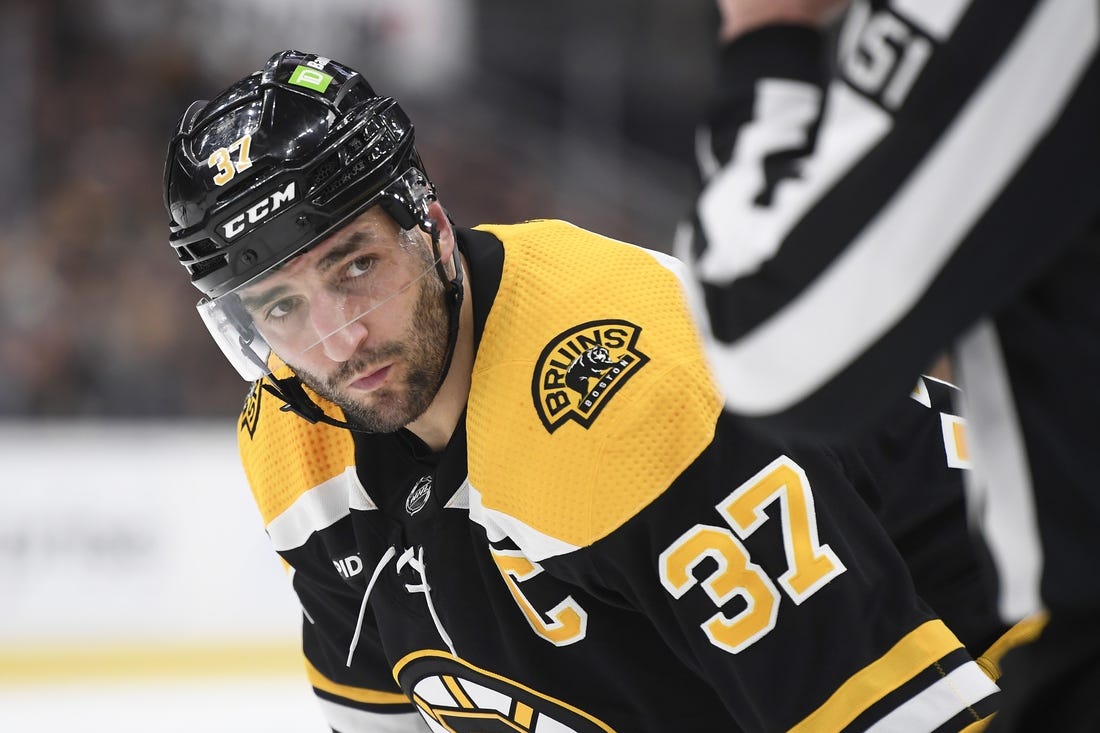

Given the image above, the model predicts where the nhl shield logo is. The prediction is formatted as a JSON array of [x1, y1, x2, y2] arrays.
[[406, 475, 432, 515], [532, 319, 648, 433]]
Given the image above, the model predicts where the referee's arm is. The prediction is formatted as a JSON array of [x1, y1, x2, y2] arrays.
[[682, 0, 1100, 438]]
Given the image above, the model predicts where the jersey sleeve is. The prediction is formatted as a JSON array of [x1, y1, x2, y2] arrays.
[[681, 1, 1100, 438], [837, 376, 1008, 656], [290, 564, 430, 733], [236, 381, 428, 733], [544, 411, 1000, 732]]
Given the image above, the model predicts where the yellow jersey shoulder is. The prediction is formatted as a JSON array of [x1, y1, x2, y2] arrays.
[[237, 378, 356, 526], [468, 220, 722, 549]]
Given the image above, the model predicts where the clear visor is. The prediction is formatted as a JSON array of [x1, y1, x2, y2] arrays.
[[198, 231, 441, 380]]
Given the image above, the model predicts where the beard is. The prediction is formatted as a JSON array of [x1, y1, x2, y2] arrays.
[[294, 272, 451, 433]]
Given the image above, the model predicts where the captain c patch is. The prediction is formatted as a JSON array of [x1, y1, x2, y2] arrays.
[[532, 319, 649, 433]]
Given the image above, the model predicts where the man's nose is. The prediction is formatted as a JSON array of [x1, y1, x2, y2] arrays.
[[319, 319, 369, 362], [310, 296, 369, 362]]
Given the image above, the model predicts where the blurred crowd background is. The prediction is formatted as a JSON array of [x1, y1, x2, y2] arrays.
[[0, 0, 720, 419]]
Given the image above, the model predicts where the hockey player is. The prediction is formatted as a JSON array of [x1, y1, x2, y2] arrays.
[[163, 50, 1002, 732], [678, 2, 1100, 729]]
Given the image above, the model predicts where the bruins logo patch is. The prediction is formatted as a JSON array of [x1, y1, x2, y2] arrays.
[[240, 381, 263, 438], [532, 320, 648, 433], [396, 650, 616, 732]]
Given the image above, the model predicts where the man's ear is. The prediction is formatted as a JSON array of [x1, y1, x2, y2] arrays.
[[427, 200, 457, 270]]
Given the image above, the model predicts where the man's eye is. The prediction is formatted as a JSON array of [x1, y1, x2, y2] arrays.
[[266, 297, 298, 320], [346, 256, 375, 278]]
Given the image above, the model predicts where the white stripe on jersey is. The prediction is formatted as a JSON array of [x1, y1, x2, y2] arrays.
[[703, 0, 1098, 416], [865, 660, 999, 732], [696, 80, 887, 283], [909, 376, 932, 408], [317, 698, 431, 733], [955, 320, 1044, 621], [267, 466, 371, 551], [467, 483, 580, 563], [444, 477, 472, 509]]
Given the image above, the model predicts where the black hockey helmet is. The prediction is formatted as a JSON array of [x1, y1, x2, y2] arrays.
[[163, 50, 463, 428], [165, 49, 437, 301]]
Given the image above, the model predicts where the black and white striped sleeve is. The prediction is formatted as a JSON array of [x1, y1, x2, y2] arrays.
[[680, 0, 1100, 438]]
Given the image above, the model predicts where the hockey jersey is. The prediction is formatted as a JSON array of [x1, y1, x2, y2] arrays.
[[237, 220, 999, 732]]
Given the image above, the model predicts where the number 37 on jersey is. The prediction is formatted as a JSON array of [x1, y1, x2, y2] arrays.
[[659, 456, 847, 654]]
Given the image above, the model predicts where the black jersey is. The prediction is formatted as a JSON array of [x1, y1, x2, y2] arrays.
[[238, 221, 998, 732], [679, 3, 1100, 728]]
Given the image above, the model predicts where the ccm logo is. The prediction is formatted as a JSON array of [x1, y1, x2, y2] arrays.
[[221, 181, 297, 241]]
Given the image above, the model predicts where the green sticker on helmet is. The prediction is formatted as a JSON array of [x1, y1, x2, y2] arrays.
[[288, 65, 333, 93]]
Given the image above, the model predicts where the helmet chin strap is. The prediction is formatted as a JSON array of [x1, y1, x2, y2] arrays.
[[427, 218, 465, 396], [260, 223, 464, 435]]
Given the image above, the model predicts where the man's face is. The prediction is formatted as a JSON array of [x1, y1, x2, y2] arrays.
[[238, 207, 450, 432]]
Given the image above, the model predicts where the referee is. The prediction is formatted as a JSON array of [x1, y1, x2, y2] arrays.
[[680, 1, 1100, 730]]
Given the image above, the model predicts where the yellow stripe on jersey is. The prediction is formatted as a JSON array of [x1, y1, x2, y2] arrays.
[[237, 368, 356, 526], [468, 221, 722, 548], [304, 658, 411, 705], [975, 612, 1048, 681], [960, 714, 996, 732], [443, 675, 476, 707], [790, 620, 967, 732]]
